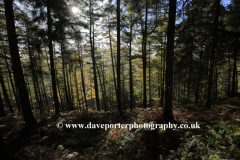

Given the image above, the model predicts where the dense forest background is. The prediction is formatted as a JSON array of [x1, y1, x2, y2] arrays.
[[0, 0, 240, 159]]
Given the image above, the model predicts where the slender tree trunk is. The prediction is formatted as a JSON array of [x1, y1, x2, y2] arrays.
[[108, 15, 117, 98], [75, 67, 81, 111], [36, 50, 48, 110], [178, 73, 180, 101], [204, 59, 209, 101], [195, 45, 203, 103], [129, 15, 134, 110], [27, 40, 42, 113], [61, 42, 71, 110], [4, 0, 36, 125], [70, 65, 74, 109], [232, 48, 238, 97], [96, 63, 106, 110], [143, 2, 148, 109], [236, 66, 238, 94], [206, 0, 220, 109], [47, 0, 60, 114], [215, 65, 218, 99], [221, 69, 223, 97], [56, 78, 63, 111], [158, 50, 162, 103], [90, 6, 100, 111], [3, 48, 21, 112], [228, 53, 231, 97], [117, 0, 121, 115], [0, 70, 13, 113], [160, 50, 165, 106], [78, 43, 88, 111], [184, 68, 186, 96], [149, 43, 151, 108], [122, 58, 125, 110], [188, 50, 193, 100], [6, 71, 12, 104], [0, 89, 6, 117], [23, 66, 34, 110], [164, 0, 176, 123], [102, 57, 108, 111], [66, 63, 73, 110]]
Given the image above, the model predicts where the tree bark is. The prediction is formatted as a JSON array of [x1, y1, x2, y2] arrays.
[[149, 43, 151, 108], [0, 89, 6, 117], [78, 42, 88, 111], [232, 48, 238, 97], [129, 15, 134, 110], [163, 0, 176, 123], [0, 70, 13, 113], [3, 48, 21, 112], [160, 50, 165, 106], [143, 2, 148, 109], [75, 67, 81, 111], [47, 0, 60, 114], [206, 0, 220, 109], [90, 5, 100, 111], [195, 45, 203, 103], [108, 15, 117, 99], [117, 0, 121, 115], [4, 0, 36, 125]]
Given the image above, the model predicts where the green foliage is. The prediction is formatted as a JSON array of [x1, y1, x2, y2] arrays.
[[87, 147, 96, 155], [172, 121, 240, 159], [136, 118, 142, 124]]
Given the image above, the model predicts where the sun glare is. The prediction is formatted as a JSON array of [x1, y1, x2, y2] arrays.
[[72, 7, 78, 13]]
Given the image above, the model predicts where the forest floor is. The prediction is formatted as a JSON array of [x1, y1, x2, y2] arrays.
[[1, 97, 240, 160]]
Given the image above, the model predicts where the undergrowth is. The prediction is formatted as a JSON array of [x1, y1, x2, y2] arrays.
[[0, 97, 240, 159]]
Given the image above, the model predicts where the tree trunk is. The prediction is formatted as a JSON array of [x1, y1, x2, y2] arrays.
[[0, 89, 6, 117], [160, 50, 165, 106], [215, 65, 218, 99], [149, 43, 151, 108], [129, 15, 134, 110], [122, 58, 125, 110], [47, 0, 60, 114], [4, 0, 36, 125], [90, 6, 100, 111], [70, 64, 74, 110], [66, 63, 73, 110], [195, 45, 203, 103], [117, 0, 121, 115], [143, 2, 148, 109], [78, 42, 88, 111], [236, 65, 238, 94], [187, 46, 193, 100], [163, 0, 176, 123], [96, 63, 106, 110], [204, 58, 209, 101], [0, 71, 13, 113], [228, 53, 231, 97], [232, 48, 238, 97], [75, 67, 81, 111], [206, 0, 220, 109], [3, 48, 21, 112], [108, 15, 117, 99], [102, 55, 108, 111], [27, 40, 42, 113], [178, 73, 180, 101], [61, 41, 71, 111]]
